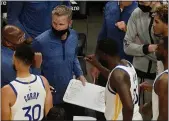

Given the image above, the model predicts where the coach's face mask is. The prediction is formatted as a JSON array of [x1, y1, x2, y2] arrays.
[[138, 4, 152, 13], [52, 27, 69, 38]]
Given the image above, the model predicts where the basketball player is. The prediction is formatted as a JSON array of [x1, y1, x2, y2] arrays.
[[140, 37, 168, 120], [1, 44, 53, 120], [85, 39, 142, 120]]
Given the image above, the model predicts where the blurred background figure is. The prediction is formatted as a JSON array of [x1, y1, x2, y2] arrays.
[[124, 1, 162, 120], [7, 1, 71, 40], [1, 1, 7, 28], [152, 4, 168, 74], [1, 25, 41, 87]]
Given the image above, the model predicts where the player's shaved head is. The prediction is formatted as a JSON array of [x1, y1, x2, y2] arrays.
[[2, 25, 25, 49]]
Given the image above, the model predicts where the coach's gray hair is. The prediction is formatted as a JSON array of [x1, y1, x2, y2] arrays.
[[52, 5, 72, 20]]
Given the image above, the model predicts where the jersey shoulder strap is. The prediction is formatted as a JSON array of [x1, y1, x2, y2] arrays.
[[153, 69, 168, 87], [38, 75, 45, 89], [9, 82, 18, 97]]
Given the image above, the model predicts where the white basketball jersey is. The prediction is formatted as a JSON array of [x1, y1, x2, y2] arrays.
[[9, 74, 46, 120], [105, 61, 142, 120], [152, 69, 168, 120]]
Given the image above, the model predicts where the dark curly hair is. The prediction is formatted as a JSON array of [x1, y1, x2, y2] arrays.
[[154, 4, 168, 24], [15, 44, 35, 65], [98, 38, 119, 57]]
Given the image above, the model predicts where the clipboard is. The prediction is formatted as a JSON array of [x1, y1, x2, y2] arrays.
[[63, 79, 105, 113]]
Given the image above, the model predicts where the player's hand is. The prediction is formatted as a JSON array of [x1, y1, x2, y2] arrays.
[[115, 21, 127, 32], [90, 67, 100, 84], [139, 102, 152, 116], [85, 54, 101, 68], [139, 81, 152, 92], [49, 85, 56, 93], [148, 44, 158, 53], [33, 52, 42, 68], [77, 75, 86, 86]]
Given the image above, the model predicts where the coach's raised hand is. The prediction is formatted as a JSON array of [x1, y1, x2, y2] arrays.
[[33, 52, 42, 68], [115, 21, 127, 32]]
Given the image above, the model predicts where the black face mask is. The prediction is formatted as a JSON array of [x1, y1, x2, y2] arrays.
[[52, 27, 69, 38], [138, 4, 152, 13]]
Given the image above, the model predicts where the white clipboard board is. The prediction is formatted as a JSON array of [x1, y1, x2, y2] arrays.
[[63, 79, 105, 113], [73, 116, 96, 120]]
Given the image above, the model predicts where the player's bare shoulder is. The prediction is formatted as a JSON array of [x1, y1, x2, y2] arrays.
[[154, 72, 168, 93], [110, 60, 131, 87], [160, 73, 168, 82], [111, 66, 130, 84], [2, 84, 15, 96], [156, 72, 168, 85], [113, 59, 130, 78], [1, 84, 16, 105]]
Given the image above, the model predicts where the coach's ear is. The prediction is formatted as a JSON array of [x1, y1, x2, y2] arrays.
[[69, 20, 73, 28]]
